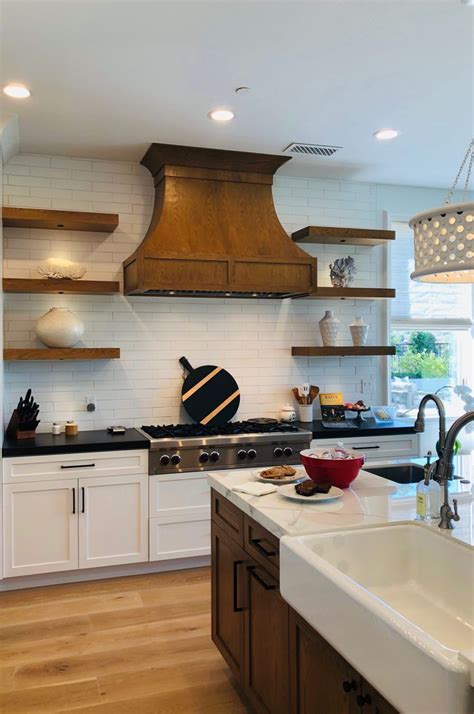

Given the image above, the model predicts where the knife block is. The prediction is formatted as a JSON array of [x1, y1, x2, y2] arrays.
[[5, 409, 38, 440]]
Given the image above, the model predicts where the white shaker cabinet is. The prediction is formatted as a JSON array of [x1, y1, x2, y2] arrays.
[[149, 471, 211, 561], [3, 450, 149, 578], [79, 473, 148, 569], [3, 479, 78, 577]]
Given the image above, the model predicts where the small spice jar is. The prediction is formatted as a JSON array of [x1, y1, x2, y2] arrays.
[[65, 421, 78, 436], [52, 422, 61, 435]]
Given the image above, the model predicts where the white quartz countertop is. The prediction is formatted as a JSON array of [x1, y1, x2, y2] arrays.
[[208, 466, 474, 547]]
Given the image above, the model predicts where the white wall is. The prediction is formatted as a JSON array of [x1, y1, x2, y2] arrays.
[[2, 154, 465, 432]]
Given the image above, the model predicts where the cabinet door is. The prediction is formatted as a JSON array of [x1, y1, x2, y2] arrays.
[[211, 523, 246, 683], [362, 680, 398, 714], [79, 473, 148, 569], [244, 561, 289, 714], [3, 480, 78, 577], [289, 610, 360, 714]]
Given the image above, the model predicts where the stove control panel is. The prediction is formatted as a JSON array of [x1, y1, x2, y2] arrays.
[[149, 439, 310, 474]]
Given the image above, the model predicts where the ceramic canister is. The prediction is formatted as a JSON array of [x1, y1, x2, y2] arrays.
[[280, 404, 297, 422]]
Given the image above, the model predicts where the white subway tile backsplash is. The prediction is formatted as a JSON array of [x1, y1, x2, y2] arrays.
[[3, 152, 386, 429]]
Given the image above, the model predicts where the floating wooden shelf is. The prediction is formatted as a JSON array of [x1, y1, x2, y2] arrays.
[[292, 226, 395, 246], [295, 287, 396, 300], [4, 348, 120, 361], [292, 346, 396, 357], [2, 207, 119, 233], [3, 278, 120, 295]]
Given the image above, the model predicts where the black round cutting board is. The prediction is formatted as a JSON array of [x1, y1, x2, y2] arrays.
[[179, 356, 240, 426]]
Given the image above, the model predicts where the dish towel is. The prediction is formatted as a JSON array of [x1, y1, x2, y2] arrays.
[[232, 482, 278, 497]]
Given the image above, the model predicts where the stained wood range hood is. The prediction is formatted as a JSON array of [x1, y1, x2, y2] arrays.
[[123, 143, 317, 298]]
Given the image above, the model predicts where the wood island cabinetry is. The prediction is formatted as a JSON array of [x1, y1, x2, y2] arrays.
[[211, 489, 399, 714]]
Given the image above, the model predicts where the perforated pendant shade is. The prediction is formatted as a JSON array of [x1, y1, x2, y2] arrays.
[[409, 201, 474, 283]]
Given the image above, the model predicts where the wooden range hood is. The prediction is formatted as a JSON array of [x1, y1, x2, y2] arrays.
[[123, 143, 317, 298]]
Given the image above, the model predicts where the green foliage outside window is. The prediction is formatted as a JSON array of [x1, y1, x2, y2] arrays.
[[391, 331, 451, 379]]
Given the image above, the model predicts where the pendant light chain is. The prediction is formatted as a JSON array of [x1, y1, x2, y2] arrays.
[[445, 138, 474, 204]]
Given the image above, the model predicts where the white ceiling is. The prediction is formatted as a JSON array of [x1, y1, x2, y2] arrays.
[[1, 0, 473, 187]]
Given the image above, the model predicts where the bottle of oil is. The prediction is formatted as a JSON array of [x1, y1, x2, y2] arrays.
[[416, 451, 440, 521]]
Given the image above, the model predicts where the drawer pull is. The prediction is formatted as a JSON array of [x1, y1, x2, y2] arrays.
[[233, 560, 244, 613], [248, 566, 276, 591], [250, 537, 276, 558], [352, 446, 380, 451], [61, 463, 96, 469]]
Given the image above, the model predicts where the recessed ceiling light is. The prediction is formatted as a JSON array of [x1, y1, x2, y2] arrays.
[[235, 86, 251, 95], [208, 108, 234, 122], [3, 84, 31, 99], [374, 128, 399, 141]]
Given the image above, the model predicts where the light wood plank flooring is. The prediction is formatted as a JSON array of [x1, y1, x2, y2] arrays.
[[0, 567, 251, 713]]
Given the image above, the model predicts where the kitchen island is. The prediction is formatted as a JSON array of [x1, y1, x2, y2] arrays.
[[208, 466, 473, 714]]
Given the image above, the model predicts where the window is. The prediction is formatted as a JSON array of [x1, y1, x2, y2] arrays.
[[389, 221, 474, 417]]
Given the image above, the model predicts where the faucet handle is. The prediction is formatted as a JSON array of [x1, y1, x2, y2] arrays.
[[452, 498, 460, 522]]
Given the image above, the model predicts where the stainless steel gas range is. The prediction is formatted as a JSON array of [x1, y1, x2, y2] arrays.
[[137, 420, 313, 474]]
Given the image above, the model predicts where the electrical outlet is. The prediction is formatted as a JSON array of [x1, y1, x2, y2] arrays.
[[86, 395, 97, 412]]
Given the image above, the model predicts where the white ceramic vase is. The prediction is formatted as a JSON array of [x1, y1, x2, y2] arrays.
[[350, 316, 369, 346], [319, 310, 340, 346], [35, 307, 84, 348]]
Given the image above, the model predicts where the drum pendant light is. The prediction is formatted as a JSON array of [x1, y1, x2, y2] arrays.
[[409, 138, 474, 283]]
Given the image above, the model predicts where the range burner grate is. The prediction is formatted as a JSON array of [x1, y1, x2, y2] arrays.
[[141, 420, 300, 439]]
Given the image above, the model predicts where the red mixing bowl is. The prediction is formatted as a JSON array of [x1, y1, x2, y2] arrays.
[[300, 448, 365, 489]]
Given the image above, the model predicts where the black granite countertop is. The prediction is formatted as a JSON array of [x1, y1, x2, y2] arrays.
[[295, 418, 416, 440], [2, 428, 150, 457]]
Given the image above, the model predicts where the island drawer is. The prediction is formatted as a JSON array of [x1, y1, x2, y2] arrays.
[[212, 489, 244, 546], [244, 515, 279, 579]]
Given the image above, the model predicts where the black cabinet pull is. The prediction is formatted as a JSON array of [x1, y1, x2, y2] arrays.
[[342, 679, 358, 693], [356, 693, 372, 707], [81, 487, 85, 514], [250, 538, 276, 557], [61, 463, 95, 469], [233, 560, 244, 613], [72, 488, 76, 514], [248, 566, 276, 591], [352, 446, 380, 451]]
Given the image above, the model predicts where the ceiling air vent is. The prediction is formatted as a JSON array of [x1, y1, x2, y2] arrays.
[[283, 142, 341, 157]]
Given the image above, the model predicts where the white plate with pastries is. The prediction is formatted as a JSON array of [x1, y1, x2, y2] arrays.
[[253, 465, 307, 485]]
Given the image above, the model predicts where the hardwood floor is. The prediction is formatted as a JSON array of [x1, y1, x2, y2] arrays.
[[0, 567, 251, 713]]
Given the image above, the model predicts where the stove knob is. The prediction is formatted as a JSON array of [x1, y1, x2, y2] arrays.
[[247, 449, 257, 460], [283, 447, 293, 457], [237, 449, 247, 460], [160, 454, 170, 466], [274, 447, 283, 457], [210, 451, 220, 462], [170, 454, 181, 465], [199, 452, 210, 463]]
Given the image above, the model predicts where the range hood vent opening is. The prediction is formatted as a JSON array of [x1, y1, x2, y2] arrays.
[[123, 143, 317, 299], [283, 142, 342, 157]]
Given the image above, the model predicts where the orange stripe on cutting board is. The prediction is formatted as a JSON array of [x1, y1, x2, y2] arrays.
[[201, 389, 240, 425], [182, 366, 222, 401]]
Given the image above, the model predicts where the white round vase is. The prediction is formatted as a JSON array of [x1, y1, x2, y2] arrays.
[[350, 316, 369, 346], [319, 310, 340, 346], [35, 307, 84, 348]]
